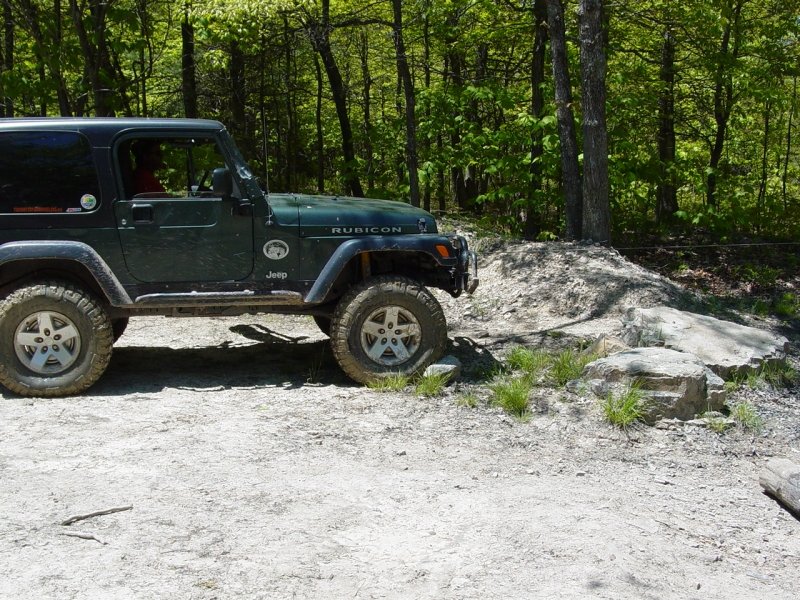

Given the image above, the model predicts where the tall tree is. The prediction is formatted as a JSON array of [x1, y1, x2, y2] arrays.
[[547, 0, 582, 239], [579, 0, 610, 243], [656, 22, 678, 223], [303, 0, 365, 197], [706, 0, 744, 208], [391, 0, 420, 207], [181, 1, 197, 118], [524, 0, 549, 239], [1, 0, 14, 117]]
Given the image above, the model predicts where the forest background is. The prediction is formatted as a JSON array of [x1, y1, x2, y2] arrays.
[[1, 0, 800, 248]]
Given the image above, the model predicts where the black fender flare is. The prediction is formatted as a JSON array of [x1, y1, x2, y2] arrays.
[[0, 240, 132, 306], [304, 236, 458, 304]]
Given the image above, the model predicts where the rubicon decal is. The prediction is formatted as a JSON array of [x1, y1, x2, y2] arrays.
[[330, 226, 403, 234], [263, 240, 289, 260]]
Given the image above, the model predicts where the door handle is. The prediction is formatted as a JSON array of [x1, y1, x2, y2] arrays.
[[131, 203, 154, 224]]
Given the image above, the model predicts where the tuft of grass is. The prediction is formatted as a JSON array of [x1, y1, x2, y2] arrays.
[[703, 413, 732, 434], [550, 349, 597, 386], [367, 373, 410, 392], [761, 361, 797, 388], [730, 402, 764, 433], [506, 346, 552, 378], [489, 376, 532, 420], [773, 292, 799, 318], [601, 384, 644, 429], [456, 392, 480, 408], [414, 372, 450, 397]]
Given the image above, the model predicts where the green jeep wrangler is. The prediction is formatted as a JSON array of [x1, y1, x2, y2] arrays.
[[0, 118, 478, 397]]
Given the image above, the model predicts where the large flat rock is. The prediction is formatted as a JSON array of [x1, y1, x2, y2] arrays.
[[622, 306, 789, 378], [583, 347, 726, 423]]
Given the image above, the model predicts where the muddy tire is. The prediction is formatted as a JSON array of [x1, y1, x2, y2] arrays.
[[0, 281, 114, 397], [330, 276, 447, 384]]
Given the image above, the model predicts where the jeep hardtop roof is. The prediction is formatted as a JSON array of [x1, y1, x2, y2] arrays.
[[0, 117, 226, 135]]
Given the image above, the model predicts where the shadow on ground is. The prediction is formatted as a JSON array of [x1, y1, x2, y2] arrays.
[[92, 327, 350, 396]]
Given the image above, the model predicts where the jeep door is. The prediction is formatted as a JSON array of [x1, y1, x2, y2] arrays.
[[113, 135, 253, 283]]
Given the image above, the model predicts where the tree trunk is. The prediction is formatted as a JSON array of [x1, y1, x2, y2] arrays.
[[181, 1, 198, 118], [284, 16, 296, 191], [358, 31, 375, 193], [314, 53, 325, 193], [706, 0, 743, 208], [782, 77, 796, 209], [230, 39, 246, 138], [70, 0, 115, 116], [524, 0, 549, 239], [579, 0, 610, 244], [656, 24, 678, 223], [756, 99, 771, 230], [759, 458, 800, 517], [422, 12, 432, 212], [392, 0, 420, 207], [547, 0, 582, 240], [307, 0, 364, 197], [444, 12, 468, 210]]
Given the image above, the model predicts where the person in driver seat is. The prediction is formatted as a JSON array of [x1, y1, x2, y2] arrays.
[[131, 140, 167, 195]]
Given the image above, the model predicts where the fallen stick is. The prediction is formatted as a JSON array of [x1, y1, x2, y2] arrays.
[[759, 458, 800, 517], [61, 505, 133, 526], [60, 531, 108, 545]]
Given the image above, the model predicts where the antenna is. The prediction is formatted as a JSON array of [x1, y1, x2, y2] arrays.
[[261, 110, 270, 195]]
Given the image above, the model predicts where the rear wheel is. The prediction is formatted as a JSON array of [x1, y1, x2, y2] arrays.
[[0, 281, 114, 397], [330, 276, 447, 384]]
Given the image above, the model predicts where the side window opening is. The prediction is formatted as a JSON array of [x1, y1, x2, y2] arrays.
[[121, 136, 236, 199], [0, 131, 101, 214]]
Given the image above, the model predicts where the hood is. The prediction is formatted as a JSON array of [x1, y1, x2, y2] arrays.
[[288, 194, 438, 237]]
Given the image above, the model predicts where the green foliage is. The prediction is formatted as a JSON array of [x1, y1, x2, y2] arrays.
[[489, 376, 532, 421], [367, 373, 410, 392], [730, 402, 764, 433], [549, 349, 596, 387], [601, 384, 644, 429], [505, 346, 551, 379], [3, 0, 800, 239], [703, 413, 732, 434], [456, 392, 480, 408], [773, 293, 799, 319], [414, 372, 450, 397]]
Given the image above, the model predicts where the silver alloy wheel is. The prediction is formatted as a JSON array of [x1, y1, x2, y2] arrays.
[[14, 310, 82, 375], [359, 305, 422, 367]]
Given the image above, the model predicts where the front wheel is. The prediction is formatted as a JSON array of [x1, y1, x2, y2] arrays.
[[330, 276, 447, 384], [0, 281, 114, 397]]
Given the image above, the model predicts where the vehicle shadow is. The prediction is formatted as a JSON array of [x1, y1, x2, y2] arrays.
[[92, 332, 350, 397]]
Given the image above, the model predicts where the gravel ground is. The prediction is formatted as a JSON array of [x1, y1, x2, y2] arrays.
[[1, 240, 798, 599]]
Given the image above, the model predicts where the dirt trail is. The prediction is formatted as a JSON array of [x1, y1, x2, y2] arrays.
[[1, 242, 799, 599]]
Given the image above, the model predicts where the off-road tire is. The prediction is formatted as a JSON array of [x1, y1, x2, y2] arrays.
[[330, 276, 447, 384], [0, 281, 114, 397]]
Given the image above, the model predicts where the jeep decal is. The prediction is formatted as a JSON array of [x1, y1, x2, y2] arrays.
[[263, 240, 289, 260]]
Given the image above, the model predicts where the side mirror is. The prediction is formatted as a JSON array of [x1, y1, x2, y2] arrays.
[[212, 167, 233, 197]]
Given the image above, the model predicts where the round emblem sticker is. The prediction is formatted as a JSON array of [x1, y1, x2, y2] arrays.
[[263, 240, 289, 260], [80, 194, 97, 210]]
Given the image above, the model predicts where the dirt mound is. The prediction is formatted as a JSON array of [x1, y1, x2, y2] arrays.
[[439, 239, 689, 338]]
